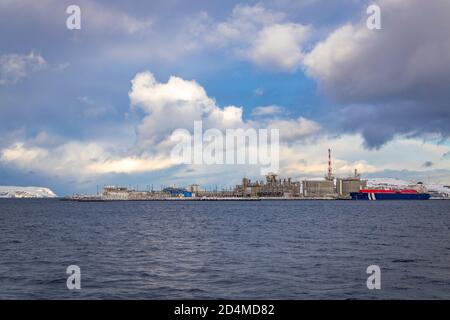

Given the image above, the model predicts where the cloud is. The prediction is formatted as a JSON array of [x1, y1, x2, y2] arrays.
[[213, 3, 286, 44], [86, 155, 173, 174], [242, 23, 311, 71], [365, 169, 450, 185], [0, 51, 46, 85], [129, 71, 246, 152], [267, 117, 321, 142], [196, 4, 311, 71], [303, 0, 450, 147], [1, 0, 152, 36], [2, 124, 450, 190], [129, 71, 322, 151], [0, 140, 173, 180], [251, 105, 285, 117], [81, 1, 152, 35], [0, 143, 48, 163]]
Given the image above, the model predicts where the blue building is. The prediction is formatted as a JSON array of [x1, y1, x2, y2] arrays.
[[162, 187, 192, 198]]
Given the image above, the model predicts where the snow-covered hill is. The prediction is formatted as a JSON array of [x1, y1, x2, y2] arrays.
[[367, 178, 411, 188], [0, 186, 57, 198]]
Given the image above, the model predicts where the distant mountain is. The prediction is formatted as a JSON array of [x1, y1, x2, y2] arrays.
[[0, 186, 57, 198]]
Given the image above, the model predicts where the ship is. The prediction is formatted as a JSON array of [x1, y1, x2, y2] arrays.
[[350, 188, 431, 200]]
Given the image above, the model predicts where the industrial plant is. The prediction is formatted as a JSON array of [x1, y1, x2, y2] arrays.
[[65, 149, 372, 201]]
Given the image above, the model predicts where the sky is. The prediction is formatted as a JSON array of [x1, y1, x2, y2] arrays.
[[1, 0, 450, 195]]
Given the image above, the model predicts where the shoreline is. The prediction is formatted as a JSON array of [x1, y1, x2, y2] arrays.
[[59, 197, 450, 202]]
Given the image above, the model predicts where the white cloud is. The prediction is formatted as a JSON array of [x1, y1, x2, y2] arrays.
[[130, 72, 215, 112], [129, 71, 322, 152], [82, 1, 152, 35], [129, 71, 246, 152], [87, 155, 173, 174], [251, 105, 285, 117], [0, 51, 46, 85], [268, 117, 321, 142], [0, 143, 48, 163], [213, 3, 285, 45], [196, 4, 311, 71], [0, 140, 173, 180], [243, 23, 310, 71]]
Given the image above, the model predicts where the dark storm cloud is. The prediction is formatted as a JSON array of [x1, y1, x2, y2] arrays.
[[339, 99, 450, 149], [304, 0, 450, 148]]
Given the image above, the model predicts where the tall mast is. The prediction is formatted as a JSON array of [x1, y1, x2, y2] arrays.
[[327, 148, 333, 181]]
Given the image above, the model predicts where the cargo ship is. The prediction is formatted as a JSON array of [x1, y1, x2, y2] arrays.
[[350, 188, 431, 200]]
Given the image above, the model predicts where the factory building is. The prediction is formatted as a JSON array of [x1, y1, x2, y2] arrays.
[[189, 184, 200, 194], [102, 186, 158, 200], [103, 186, 134, 200], [235, 173, 301, 198], [302, 180, 335, 197], [301, 150, 368, 199], [336, 170, 367, 198], [302, 149, 336, 198]]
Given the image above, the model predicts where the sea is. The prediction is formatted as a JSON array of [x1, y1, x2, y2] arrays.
[[0, 199, 449, 299]]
